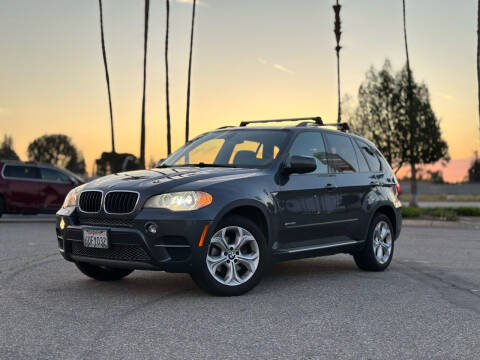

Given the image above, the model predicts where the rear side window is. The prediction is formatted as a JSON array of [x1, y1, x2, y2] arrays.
[[289, 132, 328, 174], [324, 133, 359, 173], [3, 165, 40, 179], [356, 140, 381, 172], [40, 168, 70, 183], [352, 140, 370, 172]]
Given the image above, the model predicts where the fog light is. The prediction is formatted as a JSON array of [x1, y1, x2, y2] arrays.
[[59, 217, 66, 230], [146, 223, 158, 234]]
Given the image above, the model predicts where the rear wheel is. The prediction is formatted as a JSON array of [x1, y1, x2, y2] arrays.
[[353, 214, 394, 271], [75, 262, 134, 281], [190, 215, 268, 296]]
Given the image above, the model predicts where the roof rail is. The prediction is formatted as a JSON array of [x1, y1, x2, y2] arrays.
[[239, 116, 323, 127]]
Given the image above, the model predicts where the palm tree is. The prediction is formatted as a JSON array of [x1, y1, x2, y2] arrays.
[[477, 0, 480, 139], [139, 0, 150, 169], [333, 0, 342, 123], [402, 0, 417, 206], [165, 0, 172, 155], [185, 0, 197, 142], [98, 0, 115, 153]]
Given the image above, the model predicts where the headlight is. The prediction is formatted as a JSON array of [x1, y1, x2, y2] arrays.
[[62, 188, 80, 209], [144, 191, 212, 211]]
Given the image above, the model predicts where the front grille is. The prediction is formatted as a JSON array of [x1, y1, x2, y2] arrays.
[[79, 191, 102, 213], [71, 242, 151, 262], [104, 191, 139, 214], [78, 216, 134, 228]]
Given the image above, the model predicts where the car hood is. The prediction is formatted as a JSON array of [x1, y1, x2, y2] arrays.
[[82, 167, 261, 193]]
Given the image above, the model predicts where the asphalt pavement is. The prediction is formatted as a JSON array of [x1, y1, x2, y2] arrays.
[[0, 222, 479, 359]]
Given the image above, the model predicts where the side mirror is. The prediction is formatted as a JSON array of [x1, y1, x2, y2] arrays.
[[283, 155, 317, 175], [156, 159, 166, 168]]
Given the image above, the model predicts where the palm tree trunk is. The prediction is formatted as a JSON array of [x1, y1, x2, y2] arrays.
[[98, 0, 115, 153], [139, 0, 150, 169], [333, 0, 342, 123], [477, 0, 480, 140], [402, 0, 417, 207], [165, 0, 172, 155], [185, 0, 197, 143]]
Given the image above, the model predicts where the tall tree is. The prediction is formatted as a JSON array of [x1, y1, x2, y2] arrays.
[[352, 60, 401, 169], [27, 134, 86, 174], [402, 0, 419, 206], [165, 0, 172, 155], [185, 0, 197, 142], [0, 135, 19, 160], [98, 0, 116, 153], [352, 61, 449, 192], [139, 0, 150, 169], [333, 0, 342, 123]]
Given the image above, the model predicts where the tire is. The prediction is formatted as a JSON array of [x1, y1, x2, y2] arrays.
[[0, 196, 5, 218], [353, 213, 394, 271], [190, 215, 268, 296], [75, 261, 134, 281]]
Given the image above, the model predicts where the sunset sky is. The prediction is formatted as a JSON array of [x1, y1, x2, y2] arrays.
[[0, 0, 479, 181]]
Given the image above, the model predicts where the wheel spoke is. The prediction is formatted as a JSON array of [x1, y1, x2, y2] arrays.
[[237, 252, 258, 262], [206, 254, 227, 273], [376, 244, 384, 259]]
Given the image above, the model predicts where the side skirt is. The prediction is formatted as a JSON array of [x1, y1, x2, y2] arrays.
[[272, 240, 365, 262]]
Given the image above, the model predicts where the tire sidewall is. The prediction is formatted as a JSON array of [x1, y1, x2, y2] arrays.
[[193, 215, 268, 296]]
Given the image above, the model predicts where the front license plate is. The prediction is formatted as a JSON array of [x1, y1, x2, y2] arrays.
[[83, 229, 109, 249]]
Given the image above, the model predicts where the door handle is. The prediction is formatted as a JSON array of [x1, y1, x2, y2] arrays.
[[325, 183, 336, 191]]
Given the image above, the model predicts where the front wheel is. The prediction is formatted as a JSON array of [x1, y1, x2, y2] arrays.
[[190, 215, 268, 296], [75, 262, 134, 281], [353, 214, 394, 271]]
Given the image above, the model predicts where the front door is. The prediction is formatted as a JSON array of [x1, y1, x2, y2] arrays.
[[275, 131, 338, 247], [39, 167, 75, 211]]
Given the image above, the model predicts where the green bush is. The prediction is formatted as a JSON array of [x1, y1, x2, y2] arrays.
[[453, 207, 480, 216], [402, 206, 480, 220], [402, 207, 422, 218]]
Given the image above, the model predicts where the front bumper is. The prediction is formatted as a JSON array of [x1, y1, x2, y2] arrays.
[[56, 209, 212, 273]]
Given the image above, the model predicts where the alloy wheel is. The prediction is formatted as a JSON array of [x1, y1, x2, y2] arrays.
[[372, 220, 392, 264], [206, 226, 260, 286]]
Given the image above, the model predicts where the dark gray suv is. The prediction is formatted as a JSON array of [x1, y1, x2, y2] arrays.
[[56, 117, 402, 296]]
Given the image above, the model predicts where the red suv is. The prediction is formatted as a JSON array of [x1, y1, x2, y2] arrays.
[[0, 161, 83, 217]]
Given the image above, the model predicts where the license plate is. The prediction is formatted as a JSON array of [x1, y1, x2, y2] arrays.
[[83, 229, 109, 249]]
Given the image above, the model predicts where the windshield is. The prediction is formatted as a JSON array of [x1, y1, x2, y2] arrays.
[[162, 130, 289, 168]]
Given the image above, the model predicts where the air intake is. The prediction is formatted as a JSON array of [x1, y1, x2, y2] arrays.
[[104, 191, 139, 214], [78, 191, 103, 213]]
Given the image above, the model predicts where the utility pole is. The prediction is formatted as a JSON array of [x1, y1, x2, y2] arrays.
[[333, 0, 342, 124]]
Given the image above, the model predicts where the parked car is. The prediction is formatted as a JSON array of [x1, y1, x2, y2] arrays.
[[56, 117, 402, 296], [0, 161, 83, 217]]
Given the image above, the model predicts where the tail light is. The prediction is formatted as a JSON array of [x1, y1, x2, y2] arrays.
[[396, 183, 402, 196]]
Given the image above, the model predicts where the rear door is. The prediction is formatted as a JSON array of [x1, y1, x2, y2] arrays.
[[323, 132, 370, 241], [2, 164, 42, 212], [275, 131, 338, 247], [39, 167, 75, 211]]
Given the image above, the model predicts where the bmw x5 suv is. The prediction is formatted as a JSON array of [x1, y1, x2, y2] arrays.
[[56, 117, 402, 296]]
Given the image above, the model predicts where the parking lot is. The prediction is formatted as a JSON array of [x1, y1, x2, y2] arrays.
[[1, 221, 479, 359]]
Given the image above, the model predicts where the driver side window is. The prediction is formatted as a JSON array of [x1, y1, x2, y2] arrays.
[[289, 132, 328, 174]]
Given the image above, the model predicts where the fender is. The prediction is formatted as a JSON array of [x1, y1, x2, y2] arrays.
[[207, 198, 274, 247], [364, 201, 399, 240]]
